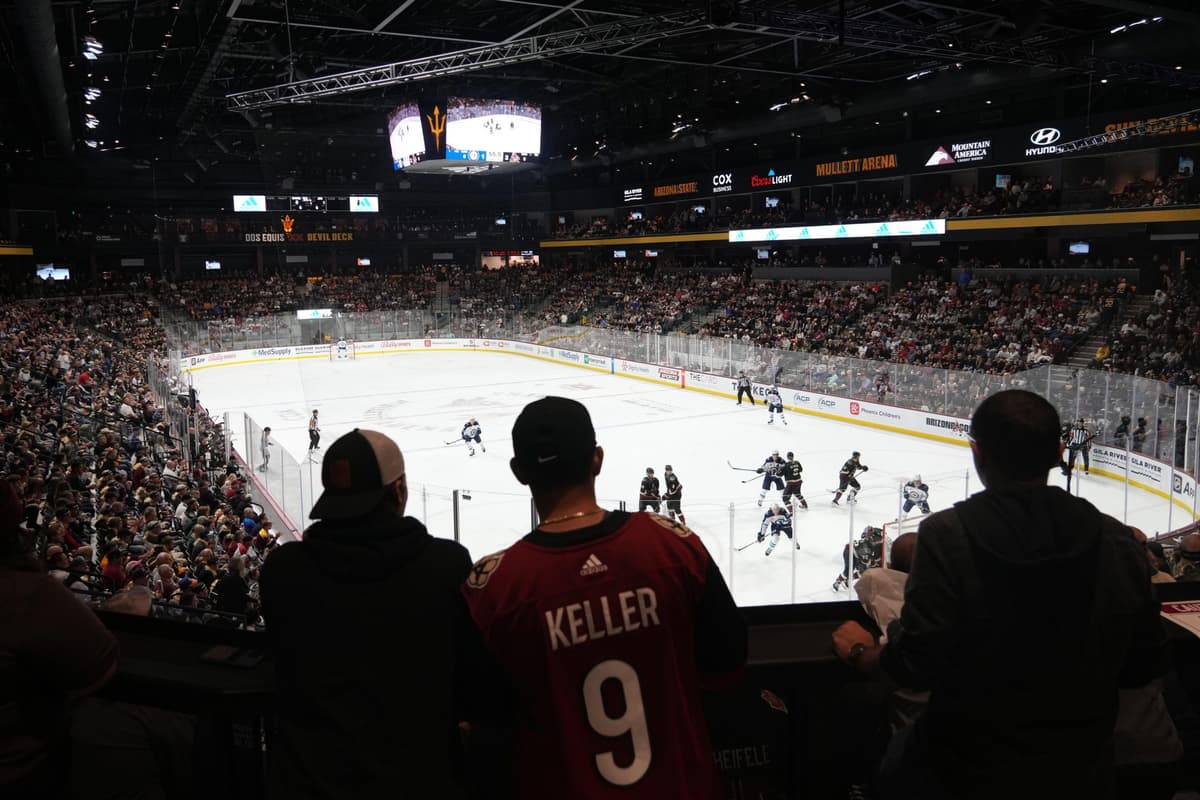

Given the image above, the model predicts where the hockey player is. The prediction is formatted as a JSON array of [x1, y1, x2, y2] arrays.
[[781, 451, 808, 509], [663, 465, 686, 524], [832, 526, 884, 591], [461, 418, 485, 456], [765, 385, 787, 425], [902, 475, 931, 515], [336, 337, 349, 360], [259, 426, 272, 472], [756, 449, 786, 507], [639, 467, 661, 512], [756, 504, 798, 556], [736, 371, 754, 405], [831, 451, 868, 505], [307, 409, 321, 453]]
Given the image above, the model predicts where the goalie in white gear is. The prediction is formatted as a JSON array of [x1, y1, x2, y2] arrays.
[[756, 504, 798, 556], [765, 386, 787, 425], [902, 475, 931, 515], [336, 337, 349, 359]]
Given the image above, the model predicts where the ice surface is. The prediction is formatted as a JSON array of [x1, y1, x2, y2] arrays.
[[190, 351, 1186, 606]]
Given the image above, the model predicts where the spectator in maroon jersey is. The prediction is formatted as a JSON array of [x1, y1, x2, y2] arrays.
[[463, 396, 746, 799]]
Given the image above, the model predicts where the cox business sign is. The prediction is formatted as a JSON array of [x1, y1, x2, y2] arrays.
[[729, 218, 945, 243], [711, 172, 734, 194]]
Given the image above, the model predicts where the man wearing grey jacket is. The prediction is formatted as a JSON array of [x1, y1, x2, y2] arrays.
[[833, 390, 1168, 800]]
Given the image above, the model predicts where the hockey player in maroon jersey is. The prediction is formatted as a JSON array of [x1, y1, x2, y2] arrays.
[[462, 396, 747, 799]]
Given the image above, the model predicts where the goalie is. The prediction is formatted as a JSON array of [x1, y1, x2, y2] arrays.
[[832, 525, 884, 592], [902, 475, 931, 516]]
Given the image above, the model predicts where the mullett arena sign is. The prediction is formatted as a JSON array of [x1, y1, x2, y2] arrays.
[[814, 153, 898, 178]]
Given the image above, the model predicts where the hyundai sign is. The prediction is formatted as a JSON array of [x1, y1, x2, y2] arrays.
[[728, 218, 946, 243], [1024, 126, 1066, 157]]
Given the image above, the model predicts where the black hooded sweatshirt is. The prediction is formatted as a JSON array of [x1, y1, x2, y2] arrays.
[[260, 509, 474, 799], [881, 485, 1167, 799]]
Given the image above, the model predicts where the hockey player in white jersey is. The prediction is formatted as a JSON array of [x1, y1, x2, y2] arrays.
[[336, 337, 349, 359], [756, 450, 786, 507], [756, 504, 798, 556], [765, 385, 787, 425], [902, 475, 931, 515], [461, 418, 485, 456]]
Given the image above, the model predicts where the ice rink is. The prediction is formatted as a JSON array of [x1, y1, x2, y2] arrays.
[[189, 350, 1184, 606], [446, 114, 541, 157]]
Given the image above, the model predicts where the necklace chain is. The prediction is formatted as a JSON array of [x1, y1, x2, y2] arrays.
[[539, 508, 605, 527]]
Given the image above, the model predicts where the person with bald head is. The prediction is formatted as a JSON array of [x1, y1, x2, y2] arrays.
[[833, 390, 1169, 800]]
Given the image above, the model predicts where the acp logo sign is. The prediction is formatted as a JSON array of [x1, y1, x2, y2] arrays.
[[1173, 474, 1195, 497], [1026, 127, 1064, 157]]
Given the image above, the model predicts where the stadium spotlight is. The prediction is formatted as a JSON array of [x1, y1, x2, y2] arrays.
[[84, 114, 99, 129]]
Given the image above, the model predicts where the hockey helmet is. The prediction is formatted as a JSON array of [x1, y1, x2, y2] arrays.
[[913, 474, 921, 483], [852, 451, 860, 457], [772, 449, 780, 455], [664, 464, 673, 471], [646, 467, 654, 474]]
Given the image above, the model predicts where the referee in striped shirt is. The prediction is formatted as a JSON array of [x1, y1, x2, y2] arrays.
[[1065, 418, 1093, 477]]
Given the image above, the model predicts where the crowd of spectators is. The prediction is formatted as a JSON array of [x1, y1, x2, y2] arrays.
[[1097, 268, 1200, 387], [0, 295, 274, 628]]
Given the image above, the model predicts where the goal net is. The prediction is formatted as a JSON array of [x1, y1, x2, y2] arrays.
[[329, 340, 356, 360]]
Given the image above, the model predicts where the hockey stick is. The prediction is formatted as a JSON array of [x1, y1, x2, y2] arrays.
[[444, 439, 462, 446], [727, 460, 758, 473], [735, 538, 761, 552], [741, 475, 761, 484]]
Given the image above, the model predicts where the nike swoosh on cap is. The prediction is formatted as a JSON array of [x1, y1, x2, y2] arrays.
[[537, 455, 557, 464]]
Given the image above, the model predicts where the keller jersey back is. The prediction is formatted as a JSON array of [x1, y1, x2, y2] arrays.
[[840, 457, 861, 475], [463, 511, 743, 800], [782, 460, 803, 482]]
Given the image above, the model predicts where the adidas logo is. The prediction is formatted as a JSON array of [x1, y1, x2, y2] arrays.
[[580, 553, 608, 576]]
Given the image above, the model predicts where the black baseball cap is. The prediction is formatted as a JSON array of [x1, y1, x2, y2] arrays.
[[512, 397, 596, 481], [309, 429, 406, 520]]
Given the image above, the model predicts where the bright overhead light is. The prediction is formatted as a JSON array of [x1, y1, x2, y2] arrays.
[[85, 140, 98, 148], [1110, 25, 1126, 34], [768, 102, 786, 112], [985, 99, 992, 104], [1100, 78, 1108, 83], [906, 69, 932, 81], [82, 51, 98, 61], [1176, 65, 1184, 70]]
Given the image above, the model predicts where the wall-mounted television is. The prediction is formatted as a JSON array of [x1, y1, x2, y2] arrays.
[[204, 260, 221, 271], [756, 249, 770, 260], [36, 264, 70, 281], [613, 249, 627, 258], [764, 196, 780, 208], [356, 257, 371, 267], [1068, 241, 1089, 255]]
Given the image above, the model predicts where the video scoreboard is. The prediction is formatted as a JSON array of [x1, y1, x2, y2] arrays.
[[232, 195, 379, 213]]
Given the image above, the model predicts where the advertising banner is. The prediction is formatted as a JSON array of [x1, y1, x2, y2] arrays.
[[730, 219, 944, 243]]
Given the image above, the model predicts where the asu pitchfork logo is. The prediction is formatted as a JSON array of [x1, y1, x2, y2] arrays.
[[280, 214, 295, 234], [426, 105, 445, 149]]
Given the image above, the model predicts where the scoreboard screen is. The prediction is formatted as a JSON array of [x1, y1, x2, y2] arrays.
[[233, 195, 379, 213]]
